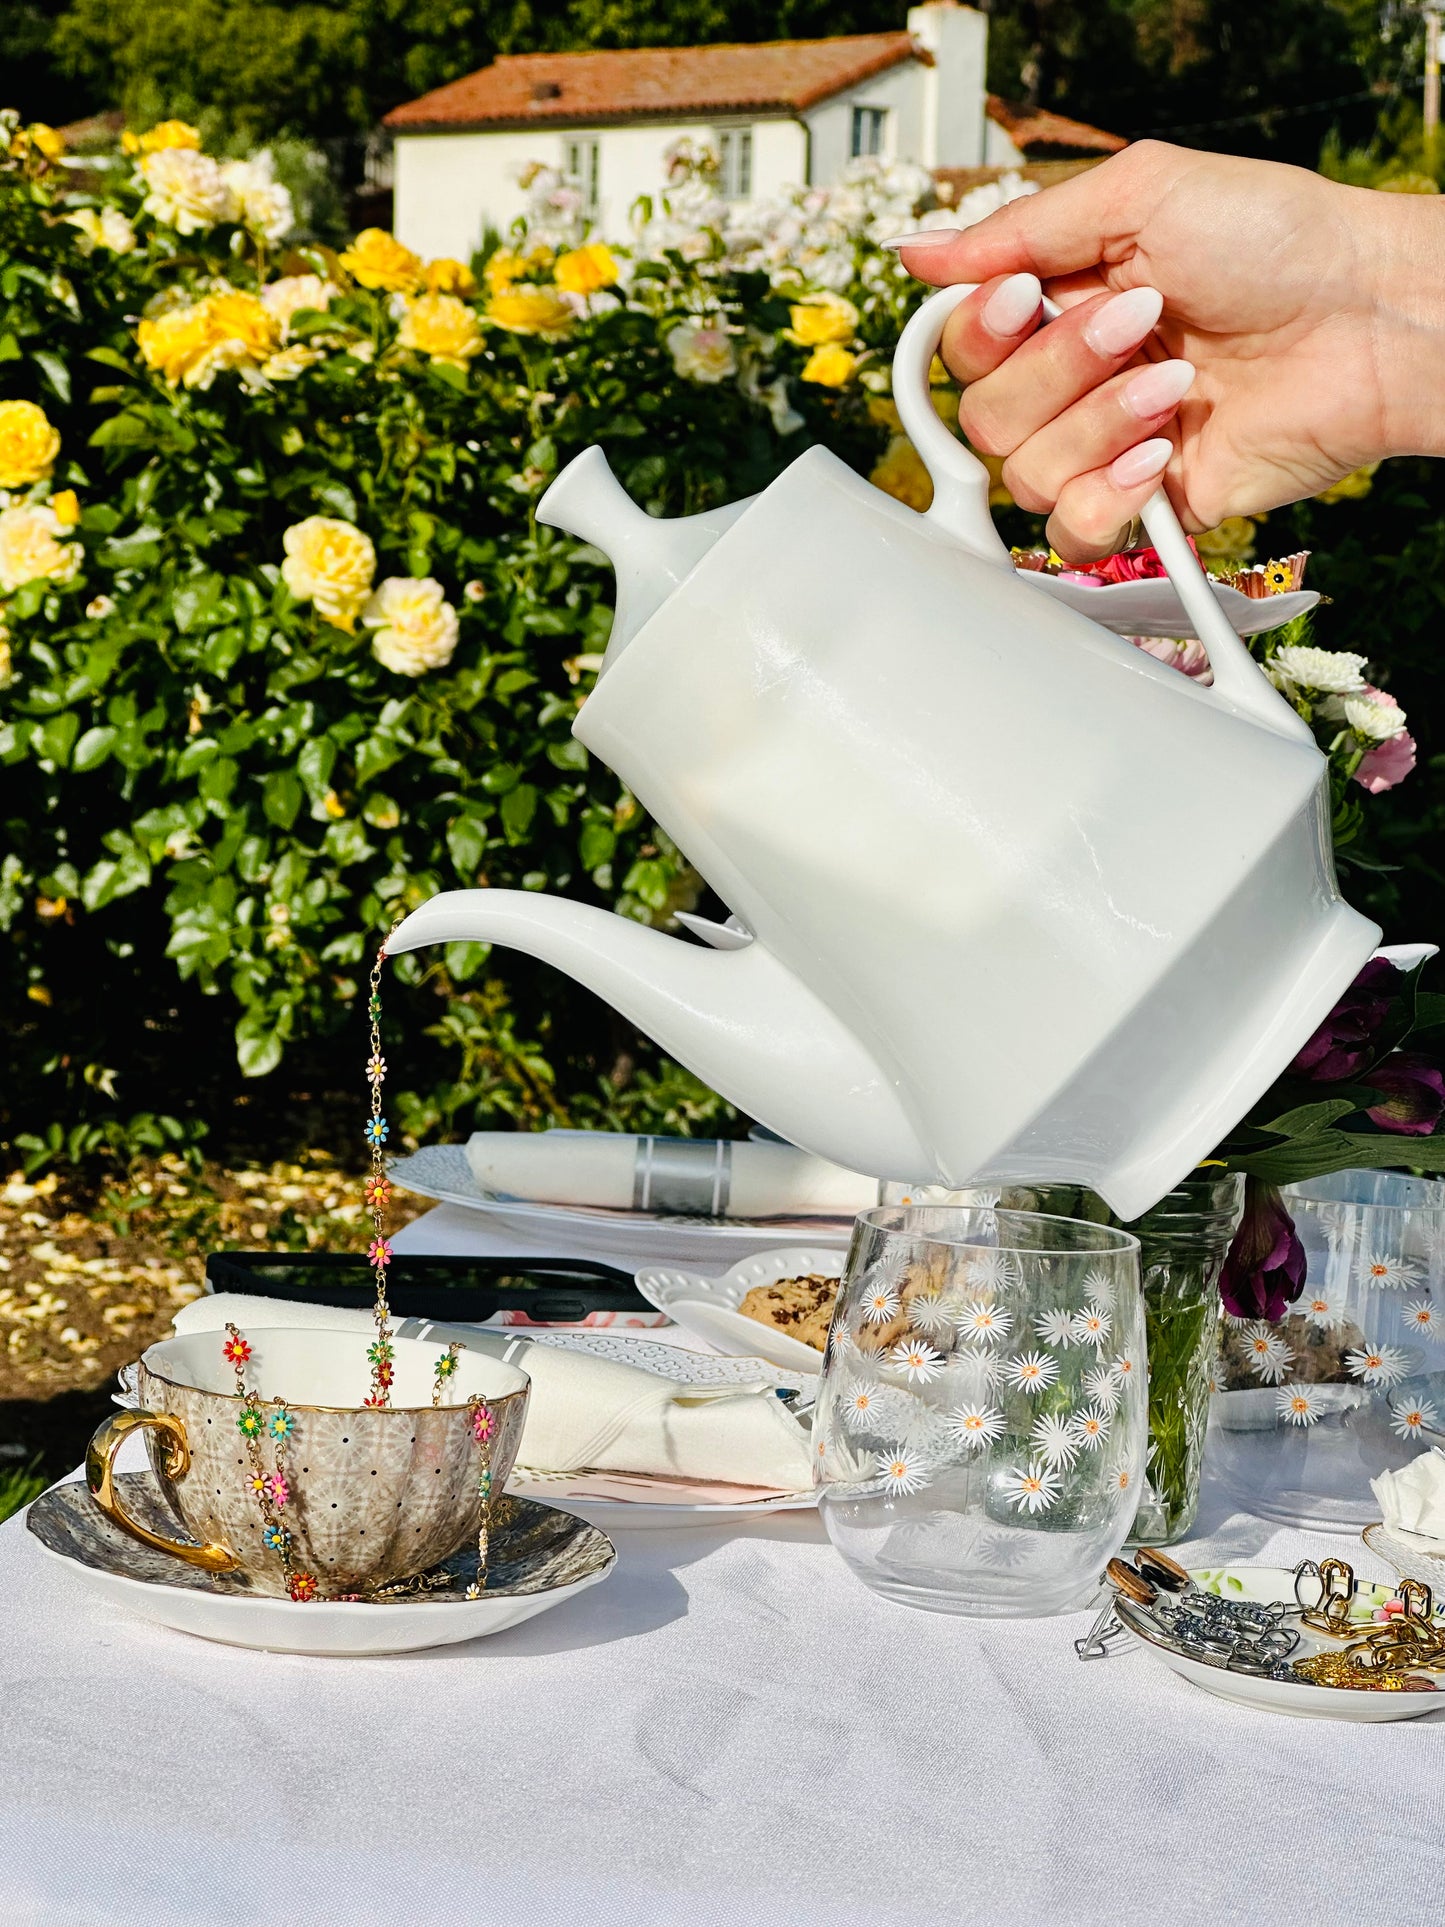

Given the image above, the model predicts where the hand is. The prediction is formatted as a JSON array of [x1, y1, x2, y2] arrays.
[[892, 142, 1445, 560]]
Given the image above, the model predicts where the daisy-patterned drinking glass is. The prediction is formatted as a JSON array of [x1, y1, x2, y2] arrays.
[[814, 1206, 1145, 1616], [1211, 1169, 1445, 1528]]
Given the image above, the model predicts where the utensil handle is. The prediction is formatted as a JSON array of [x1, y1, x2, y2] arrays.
[[85, 1409, 241, 1573], [892, 282, 1312, 739]]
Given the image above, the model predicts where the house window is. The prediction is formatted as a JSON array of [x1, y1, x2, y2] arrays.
[[565, 138, 600, 217], [851, 106, 887, 158], [717, 128, 753, 201]]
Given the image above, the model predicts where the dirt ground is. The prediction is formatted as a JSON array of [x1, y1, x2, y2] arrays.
[[0, 1157, 427, 1470]]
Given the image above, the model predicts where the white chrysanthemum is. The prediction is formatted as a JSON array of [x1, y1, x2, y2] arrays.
[[221, 154, 295, 242], [860, 1274, 901, 1325], [1390, 1396, 1440, 1440], [1083, 1363, 1122, 1412], [1345, 1344, 1412, 1387], [945, 1401, 1004, 1449], [666, 319, 738, 383], [841, 1380, 884, 1433], [876, 1447, 930, 1496], [1034, 1307, 1076, 1348], [1082, 1267, 1116, 1308], [946, 1345, 1002, 1392], [887, 1337, 945, 1385], [1343, 692, 1408, 740], [137, 148, 236, 233], [956, 1299, 1012, 1345], [1360, 1250, 1422, 1291], [1242, 1323, 1294, 1384], [1005, 1350, 1059, 1396], [1071, 1305, 1113, 1350], [1107, 1458, 1135, 1497], [1030, 1410, 1080, 1468], [363, 576, 460, 676], [907, 1291, 959, 1342], [1301, 1291, 1344, 1329], [0, 502, 81, 594], [1274, 1383, 1321, 1427], [1070, 1405, 1110, 1451], [999, 1460, 1061, 1515], [965, 1250, 1023, 1292], [1271, 645, 1367, 694], [1401, 1297, 1438, 1336]]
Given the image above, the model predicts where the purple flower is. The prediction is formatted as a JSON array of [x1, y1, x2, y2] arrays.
[[1220, 1180, 1307, 1322], [1289, 957, 1400, 1081], [1362, 1054, 1445, 1136]]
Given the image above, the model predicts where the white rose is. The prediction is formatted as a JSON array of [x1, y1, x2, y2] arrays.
[[0, 503, 81, 594], [222, 156, 295, 243], [137, 149, 236, 233], [363, 577, 460, 676], [666, 320, 737, 384], [1344, 692, 1407, 739], [260, 274, 337, 333], [66, 207, 137, 254], [85, 594, 116, 619], [1271, 645, 1367, 694]]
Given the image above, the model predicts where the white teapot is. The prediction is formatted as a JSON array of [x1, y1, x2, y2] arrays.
[[389, 284, 1378, 1219]]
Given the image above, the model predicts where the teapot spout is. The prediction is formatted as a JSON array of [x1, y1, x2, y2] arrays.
[[387, 889, 930, 1179], [537, 447, 749, 663]]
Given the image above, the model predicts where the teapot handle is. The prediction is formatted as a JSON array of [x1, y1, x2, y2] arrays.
[[892, 282, 1312, 738]]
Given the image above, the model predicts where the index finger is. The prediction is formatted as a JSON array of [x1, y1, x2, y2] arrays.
[[935, 272, 1044, 385]]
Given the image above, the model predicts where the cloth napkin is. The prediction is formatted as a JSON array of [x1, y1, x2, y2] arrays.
[[1372, 1447, 1445, 1539], [465, 1129, 876, 1218], [172, 1294, 814, 1493]]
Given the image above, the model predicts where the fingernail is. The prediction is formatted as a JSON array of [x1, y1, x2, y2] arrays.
[[881, 227, 960, 250], [1109, 437, 1173, 489], [1123, 358, 1194, 419], [982, 272, 1042, 336], [1083, 286, 1164, 358]]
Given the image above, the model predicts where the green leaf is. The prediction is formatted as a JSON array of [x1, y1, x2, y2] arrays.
[[297, 737, 336, 800], [72, 725, 117, 773], [236, 1010, 284, 1079], [579, 821, 615, 870], [262, 770, 303, 830], [1256, 1099, 1356, 1138], [31, 350, 70, 403], [500, 783, 537, 840], [447, 814, 487, 878], [35, 713, 79, 767]]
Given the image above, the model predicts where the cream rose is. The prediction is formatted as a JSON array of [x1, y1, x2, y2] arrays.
[[280, 517, 376, 631], [220, 156, 295, 244], [666, 320, 737, 383], [137, 148, 236, 234], [363, 577, 460, 676], [0, 503, 81, 594], [66, 206, 137, 255], [260, 274, 337, 335]]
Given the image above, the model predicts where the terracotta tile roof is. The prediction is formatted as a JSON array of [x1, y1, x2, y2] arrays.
[[383, 34, 923, 130], [984, 94, 1126, 155]]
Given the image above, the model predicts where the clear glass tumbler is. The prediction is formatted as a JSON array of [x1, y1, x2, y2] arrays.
[[1211, 1169, 1445, 1528], [814, 1205, 1145, 1616]]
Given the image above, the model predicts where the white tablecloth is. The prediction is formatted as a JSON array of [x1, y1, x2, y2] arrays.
[[2, 1206, 1442, 1927]]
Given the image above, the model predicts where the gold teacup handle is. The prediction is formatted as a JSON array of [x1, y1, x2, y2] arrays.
[[86, 1409, 241, 1573]]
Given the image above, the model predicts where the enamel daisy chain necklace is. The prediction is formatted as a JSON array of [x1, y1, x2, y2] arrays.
[[222, 923, 497, 1602]]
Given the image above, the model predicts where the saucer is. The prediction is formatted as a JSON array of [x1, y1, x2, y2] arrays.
[[27, 1475, 615, 1656]]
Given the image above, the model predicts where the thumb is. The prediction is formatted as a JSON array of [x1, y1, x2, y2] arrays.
[[889, 144, 1167, 289]]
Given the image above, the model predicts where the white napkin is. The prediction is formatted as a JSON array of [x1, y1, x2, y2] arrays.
[[465, 1130, 876, 1217], [172, 1294, 813, 1493], [1372, 1449, 1445, 1540]]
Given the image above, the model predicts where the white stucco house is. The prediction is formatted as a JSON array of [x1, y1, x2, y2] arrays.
[[382, 2, 1123, 259]]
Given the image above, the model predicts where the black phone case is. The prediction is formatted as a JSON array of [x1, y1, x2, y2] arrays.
[[204, 1249, 650, 1325]]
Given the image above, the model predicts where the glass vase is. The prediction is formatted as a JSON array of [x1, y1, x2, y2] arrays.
[[886, 1174, 1245, 1542], [1211, 1170, 1445, 1528], [815, 1204, 1145, 1616]]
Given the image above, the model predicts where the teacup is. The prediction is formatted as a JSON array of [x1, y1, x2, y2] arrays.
[[86, 1327, 529, 1598]]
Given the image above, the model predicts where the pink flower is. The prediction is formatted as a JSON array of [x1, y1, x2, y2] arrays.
[[1355, 729, 1416, 793], [266, 1473, 289, 1508], [368, 1237, 392, 1269], [1127, 634, 1213, 681], [471, 1402, 495, 1443]]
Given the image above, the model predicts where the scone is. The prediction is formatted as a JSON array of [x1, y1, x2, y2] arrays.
[[738, 1274, 839, 1353]]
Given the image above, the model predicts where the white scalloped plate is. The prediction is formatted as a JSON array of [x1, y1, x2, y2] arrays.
[[1023, 570, 1317, 641], [635, 1247, 845, 1375]]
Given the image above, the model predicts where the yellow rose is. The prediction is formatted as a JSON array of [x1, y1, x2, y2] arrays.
[[554, 244, 620, 295], [29, 124, 65, 160], [484, 249, 525, 292], [800, 344, 857, 387], [130, 121, 202, 155], [137, 289, 279, 389], [0, 400, 61, 488], [0, 503, 82, 594], [280, 516, 376, 631], [869, 436, 932, 514], [486, 287, 575, 337], [786, 293, 859, 348], [424, 257, 478, 296], [339, 228, 424, 293], [137, 148, 234, 234], [50, 489, 80, 527], [363, 576, 460, 676], [1195, 515, 1258, 561], [866, 395, 903, 433], [397, 292, 483, 369], [1315, 462, 1380, 505]]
